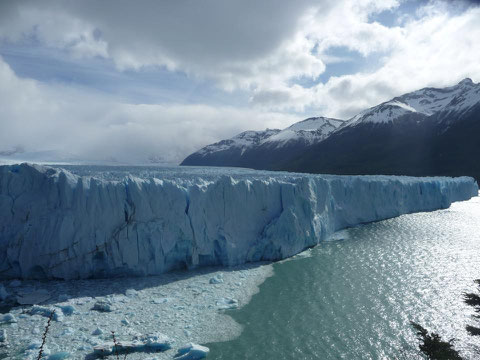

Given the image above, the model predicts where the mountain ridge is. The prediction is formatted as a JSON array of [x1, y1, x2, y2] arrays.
[[181, 78, 480, 181], [181, 116, 346, 169]]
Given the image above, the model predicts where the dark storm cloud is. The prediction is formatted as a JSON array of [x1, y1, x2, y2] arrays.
[[69, 0, 317, 62], [0, 0, 326, 71]]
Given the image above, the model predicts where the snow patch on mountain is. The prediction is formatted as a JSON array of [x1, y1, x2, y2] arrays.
[[349, 102, 418, 124], [190, 117, 345, 158], [349, 78, 480, 125], [196, 129, 280, 156], [261, 117, 345, 147], [385, 101, 418, 113]]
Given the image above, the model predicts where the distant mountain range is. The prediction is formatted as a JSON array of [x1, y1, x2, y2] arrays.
[[182, 116, 345, 170], [181, 78, 480, 182]]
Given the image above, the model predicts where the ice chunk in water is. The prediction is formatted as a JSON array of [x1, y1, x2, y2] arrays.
[[175, 343, 210, 360]]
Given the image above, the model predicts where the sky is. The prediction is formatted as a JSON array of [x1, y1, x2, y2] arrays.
[[1, 0, 479, 164]]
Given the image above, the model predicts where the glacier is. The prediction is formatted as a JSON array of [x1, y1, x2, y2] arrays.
[[0, 163, 477, 280]]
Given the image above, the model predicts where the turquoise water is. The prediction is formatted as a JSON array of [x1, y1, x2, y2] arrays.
[[208, 196, 480, 359]]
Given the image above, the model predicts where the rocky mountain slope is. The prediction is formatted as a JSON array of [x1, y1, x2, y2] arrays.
[[182, 78, 480, 181], [181, 117, 344, 169]]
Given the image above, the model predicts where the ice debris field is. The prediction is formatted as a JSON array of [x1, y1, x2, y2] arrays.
[[0, 164, 478, 358], [0, 263, 271, 359]]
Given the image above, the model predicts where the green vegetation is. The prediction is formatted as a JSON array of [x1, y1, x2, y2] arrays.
[[463, 279, 480, 337], [410, 322, 462, 360], [411, 279, 480, 359]]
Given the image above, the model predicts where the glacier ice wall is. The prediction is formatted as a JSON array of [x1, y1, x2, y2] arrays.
[[0, 163, 477, 280]]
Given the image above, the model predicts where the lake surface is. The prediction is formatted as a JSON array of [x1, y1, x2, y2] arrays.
[[208, 195, 480, 359]]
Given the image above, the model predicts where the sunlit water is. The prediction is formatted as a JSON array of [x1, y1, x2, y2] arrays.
[[208, 195, 480, 359]]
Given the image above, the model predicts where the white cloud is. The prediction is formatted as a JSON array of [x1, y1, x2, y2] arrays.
[[0, 3, 108, 58], [0, 1, 404, 91], [318, 4, 480, 118], [0, 0, 330, 90], [251, 2, 480, 118], [309, 0, 403, 56], [4, 0, 469, 107], [0, 0, 479, 159], [0, 57, 300, 163]]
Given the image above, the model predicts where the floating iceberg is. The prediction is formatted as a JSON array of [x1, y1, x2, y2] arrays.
[[174, 343, 209, 360], [0, 163, 477, 279], [93, 332, 173, 357]]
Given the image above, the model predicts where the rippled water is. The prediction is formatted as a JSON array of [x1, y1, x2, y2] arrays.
[[208, 196, 480, 359]]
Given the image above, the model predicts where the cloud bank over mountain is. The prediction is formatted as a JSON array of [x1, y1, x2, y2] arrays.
[[0, 0, 479, 163]]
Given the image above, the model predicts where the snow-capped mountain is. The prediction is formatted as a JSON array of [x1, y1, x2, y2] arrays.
[[182, 78, 480, 181], [348, 77, 479, 125], [196, 129, 281, 156], [181, 117, 345, 168], [262, 117, 344, 146], [283, 78, 480, 180]]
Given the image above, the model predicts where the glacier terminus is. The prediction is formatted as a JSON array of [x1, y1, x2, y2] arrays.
[[0, 163, 477, 280]]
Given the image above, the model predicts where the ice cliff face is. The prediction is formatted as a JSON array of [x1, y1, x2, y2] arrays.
[[0, 163, 477, 280]]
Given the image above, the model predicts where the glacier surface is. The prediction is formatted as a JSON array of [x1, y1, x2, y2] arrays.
[[0, 163, 477, 280]]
